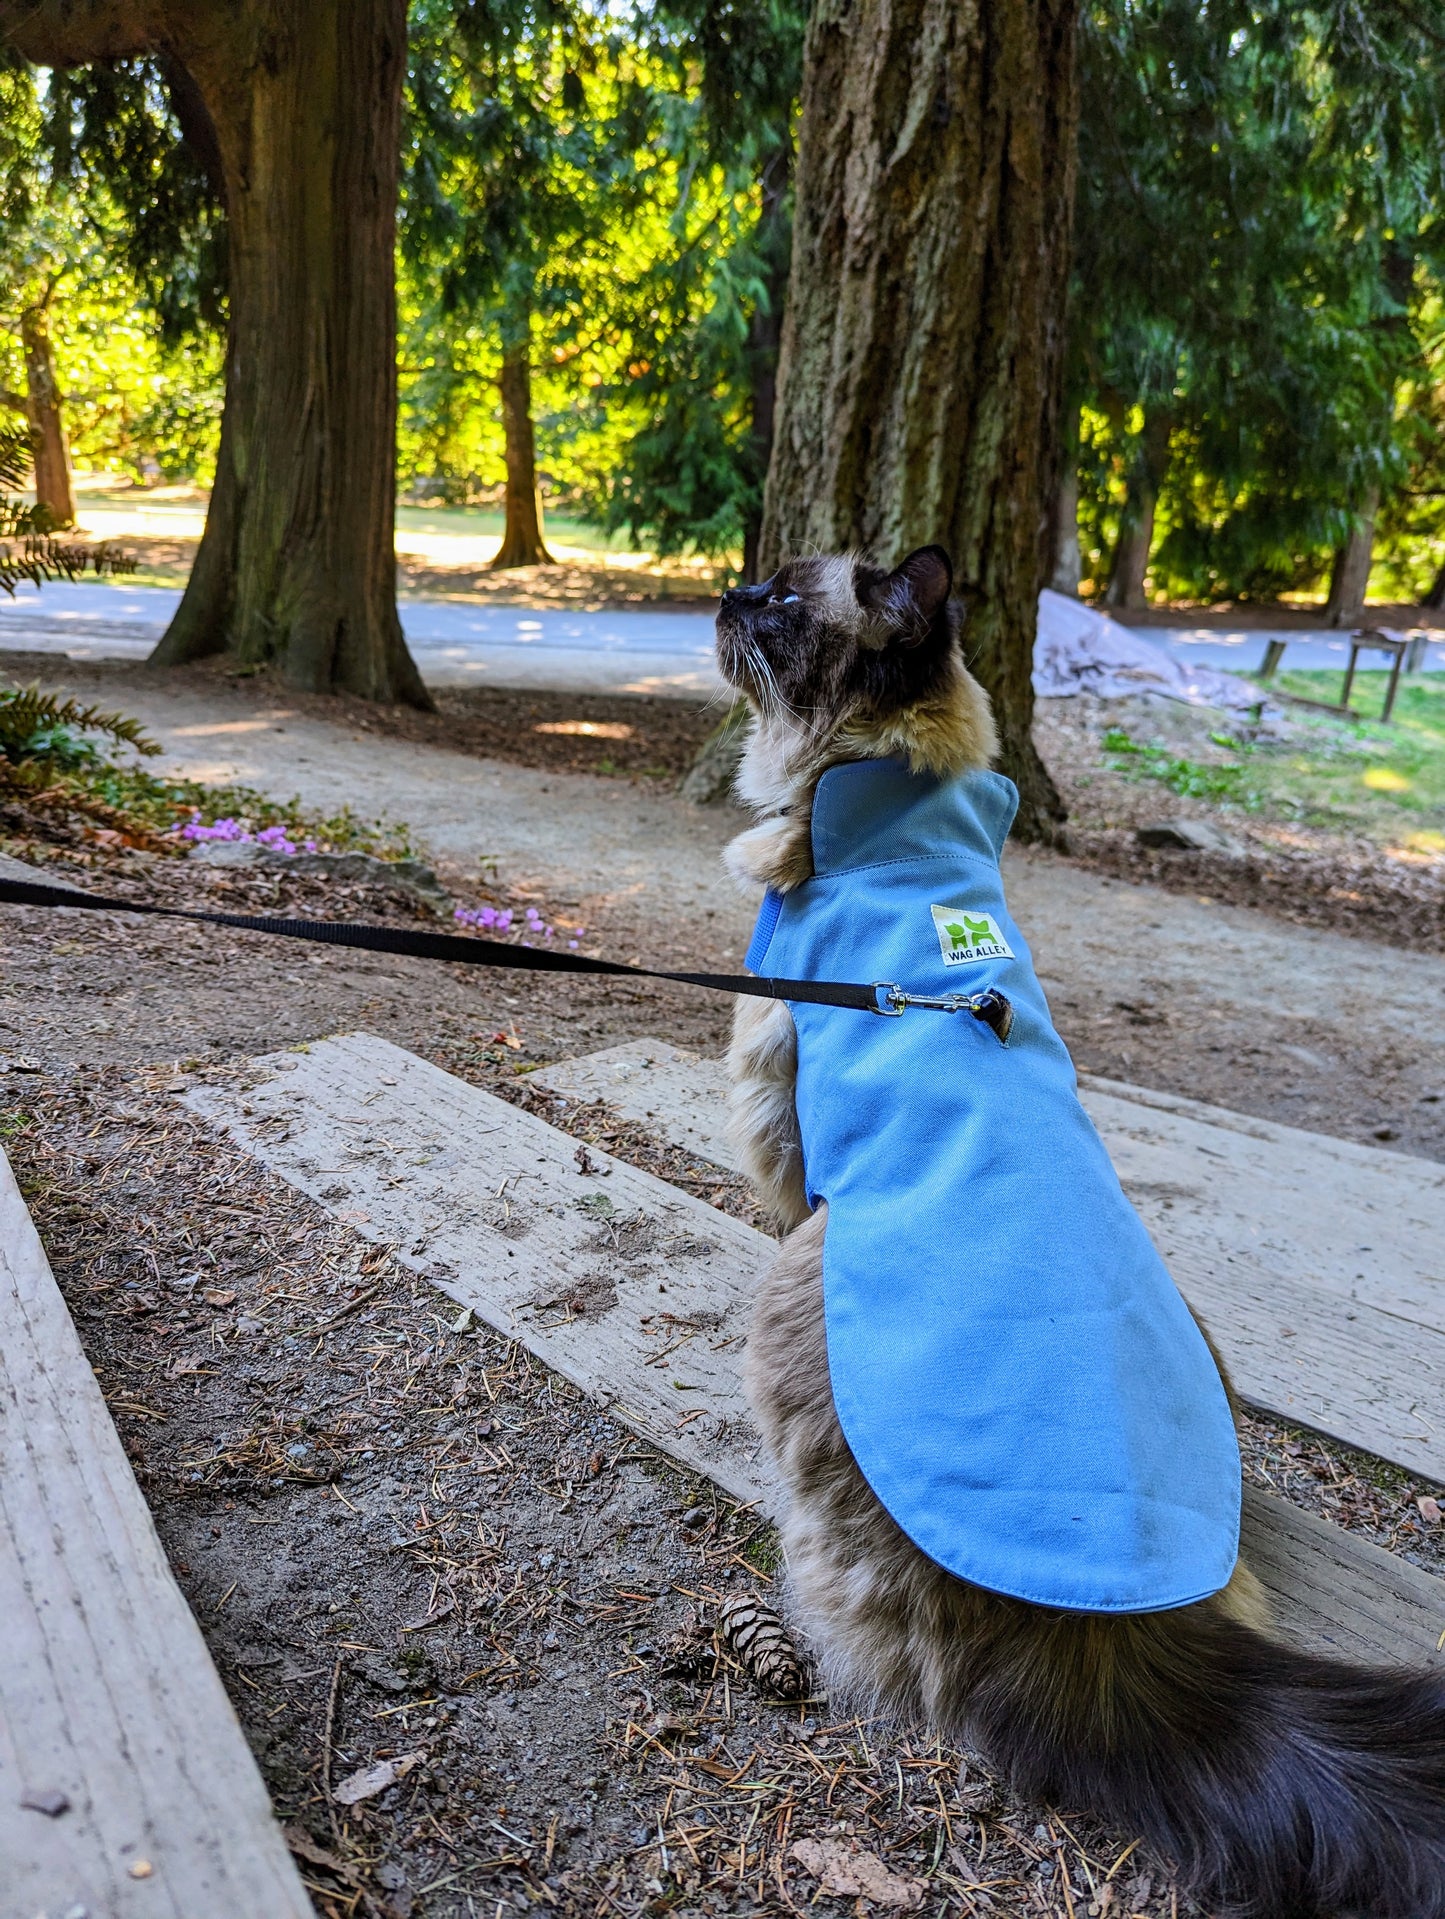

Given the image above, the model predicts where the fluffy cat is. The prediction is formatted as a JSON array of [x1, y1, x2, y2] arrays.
[[718, 544, 1445, 1919]]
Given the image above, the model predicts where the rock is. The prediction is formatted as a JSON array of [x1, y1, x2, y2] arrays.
[[1135, 818, 1247, 856], [189, 841, 450, 908], [680, 700, 749, 805], [188, 839, 268, 868]]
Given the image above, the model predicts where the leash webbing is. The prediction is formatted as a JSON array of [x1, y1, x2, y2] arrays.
[[0, 876, 1013, 1036]]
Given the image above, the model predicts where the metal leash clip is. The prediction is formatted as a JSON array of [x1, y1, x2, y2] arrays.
[[870, 983, 1014, 1042]]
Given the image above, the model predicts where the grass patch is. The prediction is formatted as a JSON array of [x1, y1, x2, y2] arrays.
[[1102, 671, 1445, 843]]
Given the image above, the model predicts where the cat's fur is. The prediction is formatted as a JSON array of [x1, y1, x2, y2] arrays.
[[719, 546, 1445, 1918]]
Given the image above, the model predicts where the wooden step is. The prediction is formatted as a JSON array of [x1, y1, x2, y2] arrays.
[[533, 1040, 1445, 1484], [0, 1151, 312, 1918], [185, 1032, 1445, 1672]]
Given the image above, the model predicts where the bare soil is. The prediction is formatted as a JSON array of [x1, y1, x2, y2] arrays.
[[4, 663, 1445, 1916]]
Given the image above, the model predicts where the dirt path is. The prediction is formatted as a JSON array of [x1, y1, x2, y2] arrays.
[[15, 662, 1445, 1162]]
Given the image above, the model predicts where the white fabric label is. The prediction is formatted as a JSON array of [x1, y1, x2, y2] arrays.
[[930, 904, 1015, 967]]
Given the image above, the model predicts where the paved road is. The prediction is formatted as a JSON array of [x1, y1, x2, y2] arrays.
[[2, 579, 1441, 697]]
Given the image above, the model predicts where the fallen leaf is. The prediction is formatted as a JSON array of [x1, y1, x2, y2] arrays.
[[333, 1751, 422, 1806], [451, 1306, 476, 1334], [284, 1825, 364, 1886], [1418, 1494, 1442, 1526], [203, 1288, 236, 1308], [789, 1837, 925, 1909], [128, 1859, 154, 1879]]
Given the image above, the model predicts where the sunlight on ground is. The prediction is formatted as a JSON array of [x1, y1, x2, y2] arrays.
[[66, 473, 735, 588]]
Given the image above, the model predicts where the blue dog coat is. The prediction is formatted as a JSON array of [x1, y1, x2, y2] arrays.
[[745, 758, 1240, 1613]]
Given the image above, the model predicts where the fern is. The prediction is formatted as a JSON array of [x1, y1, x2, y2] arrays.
[[0, 422, 29, 493], [0, 420, 132, 595], [0, 685, 161, 767]]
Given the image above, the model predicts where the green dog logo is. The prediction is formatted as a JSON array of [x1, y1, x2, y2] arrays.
[[931, 903, 1015, 965], [947, 915, 996, 951]]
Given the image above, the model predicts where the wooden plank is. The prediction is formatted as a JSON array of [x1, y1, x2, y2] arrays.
[[0, 1151, 312, 1918], [534, 1043, 1445, 1334], [532, 1041, 1445, 1483], [185, 1032, 1445, 1671]]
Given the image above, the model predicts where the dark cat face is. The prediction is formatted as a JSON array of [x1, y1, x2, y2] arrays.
[[715, 546, 962, 728]]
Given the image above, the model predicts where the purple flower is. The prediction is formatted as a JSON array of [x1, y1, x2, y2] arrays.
[[496, 909, 513, 931]]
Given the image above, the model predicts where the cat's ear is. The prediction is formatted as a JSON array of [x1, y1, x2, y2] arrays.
[[854, 544, 954, 644], [890, 545, 953, 623]]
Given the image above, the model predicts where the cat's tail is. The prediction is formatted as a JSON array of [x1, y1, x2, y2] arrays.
[[966, 1600, 1445, 1918]]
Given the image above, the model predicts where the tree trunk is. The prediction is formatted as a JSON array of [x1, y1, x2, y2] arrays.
[[490, 319, 551, 571], [1103, 407, 1170, 613], [1424, 559, 1445, 611], [1325, 486, 1379, 628], [741, 146, 793, 585], [3, 0, 430, 706], [20, 300, 75, 526], [759, 0, 1078, 842], [1049, 467, 1081, 595]]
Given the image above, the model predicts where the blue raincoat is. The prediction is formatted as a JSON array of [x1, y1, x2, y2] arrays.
[[745, 757, 1240, 1613]]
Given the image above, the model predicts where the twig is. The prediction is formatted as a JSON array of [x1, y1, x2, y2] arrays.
[[322, 1654, 344, 1844]]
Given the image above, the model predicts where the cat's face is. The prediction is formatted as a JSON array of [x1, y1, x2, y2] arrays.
[[715, 546, 962, 732]]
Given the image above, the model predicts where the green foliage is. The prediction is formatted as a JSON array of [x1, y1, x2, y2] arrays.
[[396, 0, 805, 564], [0, 60, 226, 486], [0, 683, 160, 768], [0, 421, 131, 594], [1102, 726, 1254, 805], [1075, 1, 1445, 603], [40, 57, 226, 344]]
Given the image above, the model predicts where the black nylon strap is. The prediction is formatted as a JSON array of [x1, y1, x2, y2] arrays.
[[0, 875, 885, 1013]]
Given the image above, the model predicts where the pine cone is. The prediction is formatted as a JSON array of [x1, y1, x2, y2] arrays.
[[718, 1591, 806, 1699]]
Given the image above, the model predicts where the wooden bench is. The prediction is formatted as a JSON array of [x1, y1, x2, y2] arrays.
[[185, 1032, 1445, 1672], [0, 1151, 312, 1916]]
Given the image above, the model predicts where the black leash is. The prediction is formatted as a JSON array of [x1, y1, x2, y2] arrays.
[[0, 876, 1014, 1038]]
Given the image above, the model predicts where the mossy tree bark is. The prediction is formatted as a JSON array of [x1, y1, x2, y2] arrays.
[[20, 297, 75, 525], [759, 0, 1079, 842], [490, 302, 552, 571], [1103, 407, 1171, 613], [2, 0, 429, 707], [741, 148, 793, 585], [1325, 487, 1379, 628]]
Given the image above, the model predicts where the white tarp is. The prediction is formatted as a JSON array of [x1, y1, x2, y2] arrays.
[[1033, 589, 1264, 714]]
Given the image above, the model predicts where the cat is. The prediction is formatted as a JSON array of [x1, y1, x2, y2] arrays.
[[717, 543, 1445, 1919]]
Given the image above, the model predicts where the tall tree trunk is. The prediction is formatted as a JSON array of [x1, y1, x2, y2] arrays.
[[1049, 420, 1081, 596], [20, 299, 75, 526], [1325, 486, 1379, 628], [1424, 559, 1445, 611], [1103, 407, 1170, 613], [759, 0, 1078, 842], [3, 0, 429, 706], [490, 313, 551, 571], [741, 145, 793, 585]]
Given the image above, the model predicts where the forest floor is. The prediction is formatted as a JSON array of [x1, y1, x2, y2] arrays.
[[4, 654, 1445, 1918]]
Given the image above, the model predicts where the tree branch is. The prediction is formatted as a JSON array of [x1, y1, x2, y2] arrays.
[[0, 0, 164, 65], [0, 388, 29, 416]]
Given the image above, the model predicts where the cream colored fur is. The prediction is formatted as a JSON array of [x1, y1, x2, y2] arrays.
[[726, 651, 997, 895]]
